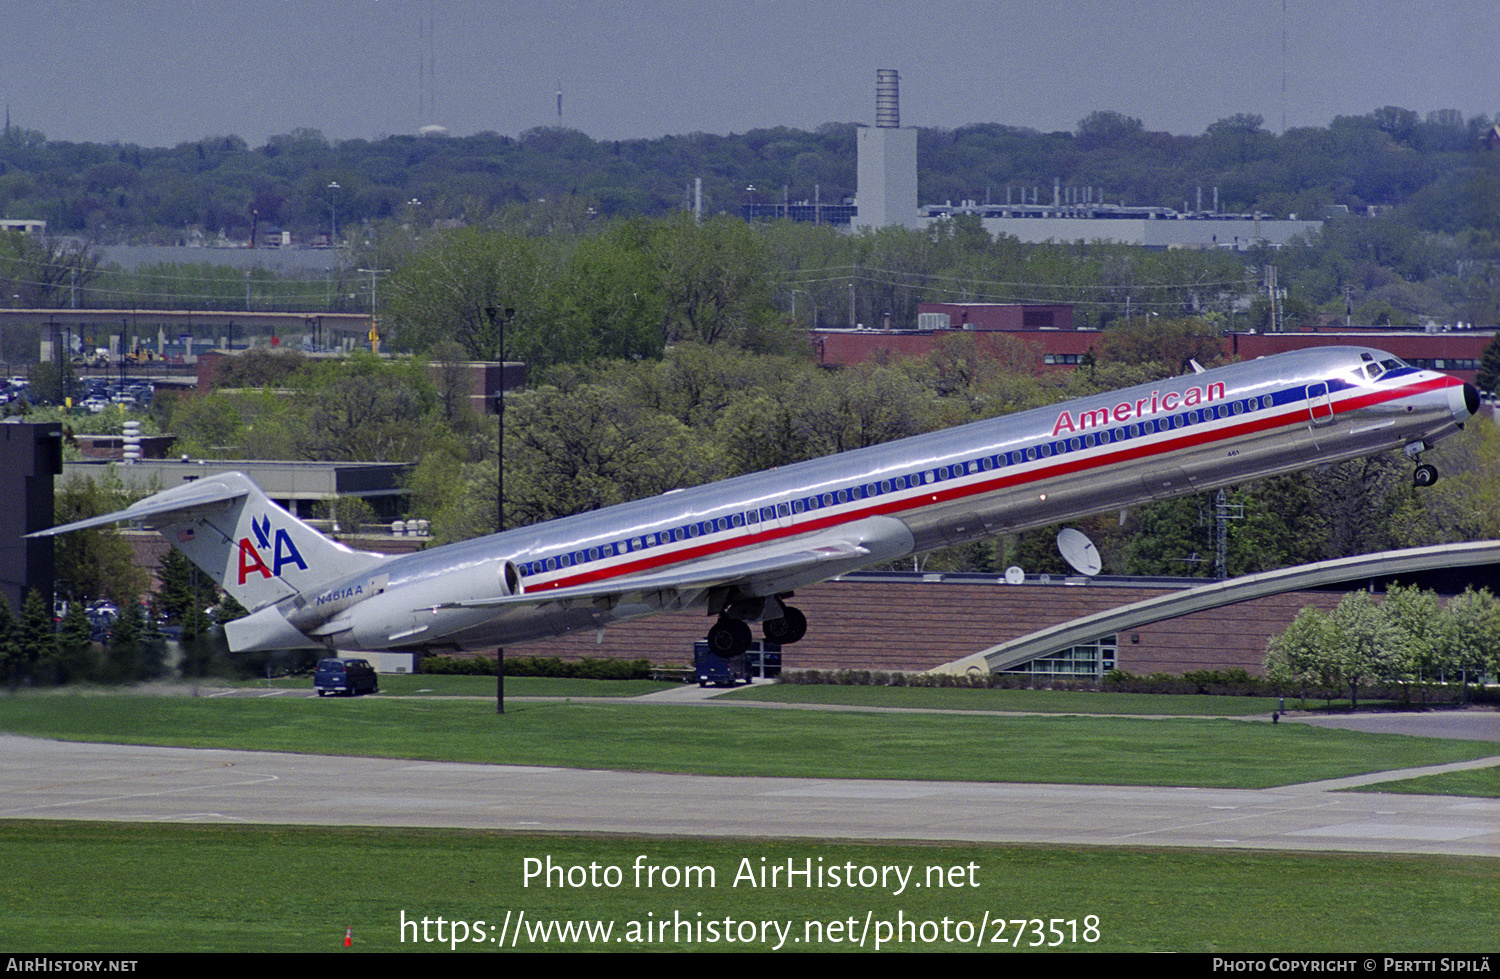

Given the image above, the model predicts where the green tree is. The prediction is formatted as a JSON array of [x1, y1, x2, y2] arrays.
[[428, 341, 479, 429], [1477, 334, 1500, 397], [52, 475, 149, 606], [1380, 584, 1443, 703], [405, 419, 500, 544], [1122, 496, 1214, 577], [543, 223, 666, 364], [0, 594, 22, 691], [167, 394, 247, 458], [781, 362, 939, 457], [100, 601, 164, 684], [154, 546, 218, 639], [1386, 422, 1500, 547], [54, 600, 97, 684], [1226, 477, 1329, 575], [291, 354, 437, 462], [648, 216, 786, 351], [1439, 587, 1500, 699], [502, 381, 721, 525], [1325, 590, 1405, 708], [1089, 317, 1229, 372], [17, 589, 55, 687], [1264, 605, 1332, 702], [0, 234, 100, 308], [100, 601, 141, 684], [383, 227, 549, 361], [213, 347, 306, 387], [1317, 456, 1412, 557], [1076, 110, 1145, 149]]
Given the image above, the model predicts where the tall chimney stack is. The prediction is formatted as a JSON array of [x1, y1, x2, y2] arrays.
[[875, 69, 900, 128]]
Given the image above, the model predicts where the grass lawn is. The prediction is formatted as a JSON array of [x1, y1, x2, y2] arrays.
[[0, 693, 1492, 789], [2, 822, 1493, 953], [223, 673, 679, 698], [1347, 767, 1500, 798], [4, 685, 1496, 954], [718, 683, 1282, 715]]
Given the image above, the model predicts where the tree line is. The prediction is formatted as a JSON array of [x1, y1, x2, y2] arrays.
[[3, 107, 1495, 241], [1265, 585, 1500, 707], [2, 513, 248, 689]]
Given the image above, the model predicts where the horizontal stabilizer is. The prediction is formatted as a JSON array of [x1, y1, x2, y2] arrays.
[[27, 476, 250, 538], [31, 471, 385, 618]]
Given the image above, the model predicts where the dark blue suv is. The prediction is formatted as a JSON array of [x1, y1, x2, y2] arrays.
[[313, 658, 379, 697]]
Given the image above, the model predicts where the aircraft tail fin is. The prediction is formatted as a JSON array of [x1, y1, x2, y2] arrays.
[[31, 472, 385, 612]]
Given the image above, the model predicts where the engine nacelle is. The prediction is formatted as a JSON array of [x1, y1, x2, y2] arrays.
[[327, 558, 524, 650], [500, 559, 522, 597]]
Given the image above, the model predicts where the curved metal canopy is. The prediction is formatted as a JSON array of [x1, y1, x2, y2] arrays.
[[943, 540, 1500, 675]]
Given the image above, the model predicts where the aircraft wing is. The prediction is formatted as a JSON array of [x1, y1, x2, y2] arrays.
[[429, 515, 915, 613]]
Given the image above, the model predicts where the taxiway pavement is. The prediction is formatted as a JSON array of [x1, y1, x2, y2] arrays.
[[2, 730, 1496, 857]]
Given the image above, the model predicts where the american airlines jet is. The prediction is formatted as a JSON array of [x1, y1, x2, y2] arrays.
[[33, 346, 1479, 658]]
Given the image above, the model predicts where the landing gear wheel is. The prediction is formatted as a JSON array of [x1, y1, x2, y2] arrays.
[[706, 617, 752, 657], [762, 605, 807, 645], [1413, 463, 1438, 487]]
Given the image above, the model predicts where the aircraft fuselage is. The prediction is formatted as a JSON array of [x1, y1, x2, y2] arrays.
[[33, 345, 1479, 658], [309, 345, 1476, 652]]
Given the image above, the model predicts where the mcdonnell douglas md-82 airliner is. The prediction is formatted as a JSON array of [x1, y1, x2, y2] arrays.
[[33, 346, 1479, 658]]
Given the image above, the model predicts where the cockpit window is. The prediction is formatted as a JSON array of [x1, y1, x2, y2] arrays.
[[1356, 356, 1410, 383]]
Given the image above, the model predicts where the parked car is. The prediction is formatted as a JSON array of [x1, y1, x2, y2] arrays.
[[313, 657, 379, 697]]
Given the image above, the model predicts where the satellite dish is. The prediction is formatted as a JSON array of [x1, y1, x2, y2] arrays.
[[1004, 566, 1025, 585], [1057, 528, 1101, 576]]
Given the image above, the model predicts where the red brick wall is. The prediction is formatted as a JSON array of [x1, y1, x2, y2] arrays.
[[510, 577, 1345, 675], [123, 532, 1344, 675]]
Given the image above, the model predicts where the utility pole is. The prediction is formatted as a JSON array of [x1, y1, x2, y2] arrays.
[[357, 268, 388, 352], [1214, 488, 1244, 580]]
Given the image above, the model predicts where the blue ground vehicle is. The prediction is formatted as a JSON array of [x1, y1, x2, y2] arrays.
[[313, 657, 379, 696], [693, 640, 780, 687]]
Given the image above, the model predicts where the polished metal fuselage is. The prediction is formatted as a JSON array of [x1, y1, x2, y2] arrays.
[[302, 346, 1474, 651]]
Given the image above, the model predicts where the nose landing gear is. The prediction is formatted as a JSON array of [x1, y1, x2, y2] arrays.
[[1405, 441, 1439, 488]]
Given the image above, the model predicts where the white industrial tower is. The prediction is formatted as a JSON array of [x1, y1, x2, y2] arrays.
[[855, 69, 919, 230]]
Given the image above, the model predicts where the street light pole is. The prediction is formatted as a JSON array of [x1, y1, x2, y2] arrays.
[[496, 311, 506, 714]]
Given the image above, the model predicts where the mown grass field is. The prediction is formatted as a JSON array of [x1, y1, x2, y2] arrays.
[[0, 692, 1492, 788], [227, 672, 680, 698], [3, 822, 1495, 953], [717, 682, 1284, 715], [2, 681, 1495, 953]]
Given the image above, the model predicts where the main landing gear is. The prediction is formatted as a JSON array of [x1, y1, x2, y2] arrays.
[[704, 600, 807, 657], [705, 617, 752, 656], [763, 604, 807, 645]]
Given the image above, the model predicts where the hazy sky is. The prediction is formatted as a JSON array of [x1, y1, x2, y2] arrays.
[[4, 0, 1496, 148]]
